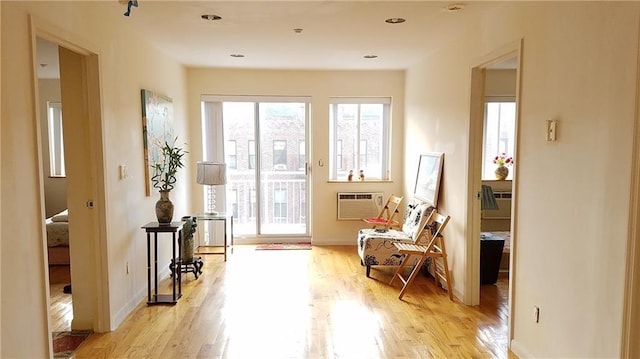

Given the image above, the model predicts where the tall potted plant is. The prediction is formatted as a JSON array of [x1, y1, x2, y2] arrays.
[[151, 138, 186, 224]]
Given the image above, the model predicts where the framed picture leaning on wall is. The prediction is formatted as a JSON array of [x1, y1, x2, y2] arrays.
[[413, 152, 444, 207]]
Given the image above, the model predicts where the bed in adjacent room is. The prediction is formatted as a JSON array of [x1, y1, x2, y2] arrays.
[[46, 209, 70, 265]]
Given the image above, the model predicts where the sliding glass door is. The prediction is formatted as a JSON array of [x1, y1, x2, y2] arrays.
[[202, 97, 310, 240]]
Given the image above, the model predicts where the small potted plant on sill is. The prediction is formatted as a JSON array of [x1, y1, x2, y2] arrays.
[[151, 138, 186, 224]]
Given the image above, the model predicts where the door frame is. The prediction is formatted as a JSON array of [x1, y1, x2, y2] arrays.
[[200, 96, 312, 242], [31, 16, 110, 336], [620, 21, 640, 357], [465, 39, 523, 341]]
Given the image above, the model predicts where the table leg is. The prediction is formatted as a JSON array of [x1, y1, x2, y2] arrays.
[[230, 217, 234, 254], [154, 232, 158, 300], [147, 232, 151, 303], [172, 232, 176, 302], [177, 232, 182, 298]]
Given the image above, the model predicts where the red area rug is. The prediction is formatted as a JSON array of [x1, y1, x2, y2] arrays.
[[256, 242, 312, 250], [53, 330, 91, 358]]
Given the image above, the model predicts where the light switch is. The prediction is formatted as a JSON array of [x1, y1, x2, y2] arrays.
[[119, 165, 128, 180], [546, 119, 557, 141]]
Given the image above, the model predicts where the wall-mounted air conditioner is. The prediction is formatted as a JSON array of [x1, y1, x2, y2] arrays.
[[337, 192, 384, 220], [482, 191, 512, 219]]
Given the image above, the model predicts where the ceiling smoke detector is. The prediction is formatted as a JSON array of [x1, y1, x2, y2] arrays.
[[363, 55, 378, 59], [230, 54, 245, 58], [443, 4, 465, 12], [201, 14, 222, 21], [385, 17, 406, 24]]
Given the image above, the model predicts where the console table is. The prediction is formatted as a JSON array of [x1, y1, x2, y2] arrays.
[[141, 221, 183, 304], [194, 213, 234, 261]]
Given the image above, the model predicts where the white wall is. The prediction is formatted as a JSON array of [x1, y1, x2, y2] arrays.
[[404, 2, 640, 357], [1, 2, 188, 357], [186, 69, 405, 244]]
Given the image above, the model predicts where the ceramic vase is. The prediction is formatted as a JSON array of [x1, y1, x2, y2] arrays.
[[156, 190, 174, 224], [494, 166, 509, 180]]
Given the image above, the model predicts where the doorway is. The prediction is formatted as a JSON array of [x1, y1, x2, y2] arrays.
[[201, 97, 311, 242], [467, 41, 522, 343], [479, 65, 517, 306], [32, 21, 110, 344], [36, 36, 73, 332]]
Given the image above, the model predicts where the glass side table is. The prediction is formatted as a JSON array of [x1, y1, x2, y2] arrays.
[[194, 213, 234, 261]]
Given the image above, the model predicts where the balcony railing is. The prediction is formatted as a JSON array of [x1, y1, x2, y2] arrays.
[[224, 171, 307, 235]]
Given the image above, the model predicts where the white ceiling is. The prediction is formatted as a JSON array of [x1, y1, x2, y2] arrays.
[[37, 1, 512, 78]]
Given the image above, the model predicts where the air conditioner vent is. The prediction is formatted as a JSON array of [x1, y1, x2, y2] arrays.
[[337, 192, 384, 220]]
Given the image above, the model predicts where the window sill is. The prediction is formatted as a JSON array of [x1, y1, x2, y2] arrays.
[[328, 180, 393, 183]]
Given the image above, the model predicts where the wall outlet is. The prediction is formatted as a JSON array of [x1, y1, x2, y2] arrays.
[[546, 119, 557, 141], [533, 306, 540, 323]]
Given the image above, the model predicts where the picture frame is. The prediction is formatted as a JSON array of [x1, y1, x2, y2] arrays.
[[141, 89, 175, 196], [413, 152, 444, 207]]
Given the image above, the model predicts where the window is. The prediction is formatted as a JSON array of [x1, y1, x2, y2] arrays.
[[248, 140, 256, 169], [336, 140, 343, 170], [226, 140, 237, 169], [329, 97, 391, 180], [249, 189, 256, 218], [482, 101, 516, 180], [274, 189, 287, 219], [300, 188, 306, 221], [47, 102, 65, 177], [230, 189, 238, 218], [359, 140, 368, 169], [273, 140, 287, 170], [298, 140, 305, 170]]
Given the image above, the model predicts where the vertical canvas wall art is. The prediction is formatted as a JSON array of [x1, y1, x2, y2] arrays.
[[141, 89, 175, 196], [413, 152, 444, 207]]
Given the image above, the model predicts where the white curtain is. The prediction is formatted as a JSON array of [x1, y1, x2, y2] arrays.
[[200, 101, 226, 244]]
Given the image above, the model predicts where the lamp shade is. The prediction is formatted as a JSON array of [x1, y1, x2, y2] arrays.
[[480, 185, 499, 211], [196, 162, 226, 186]]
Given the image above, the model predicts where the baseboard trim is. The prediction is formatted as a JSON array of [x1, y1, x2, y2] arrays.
[[511, 339, 534, 358]]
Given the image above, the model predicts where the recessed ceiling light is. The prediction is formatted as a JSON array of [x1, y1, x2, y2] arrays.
[[385, 17, 406, 24], [230, 54, 245, 58], [443, 4, 465, 12], [293, 28, 303, 34], [363, 55, 378, 59], [201, 14, 222, 21]]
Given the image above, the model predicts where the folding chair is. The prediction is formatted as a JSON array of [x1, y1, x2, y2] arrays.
[[362, 194, 403, 230], [390, 209, 452, 300]]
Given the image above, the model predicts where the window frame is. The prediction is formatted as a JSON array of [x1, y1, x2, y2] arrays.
[[47, 101, 66, 178], [482, 99, 516, 180], [329, 97, 391, 181]]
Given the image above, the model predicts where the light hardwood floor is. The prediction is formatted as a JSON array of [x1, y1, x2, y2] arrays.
[[69, 245, 515, 358], [49, 265, 73, 333]]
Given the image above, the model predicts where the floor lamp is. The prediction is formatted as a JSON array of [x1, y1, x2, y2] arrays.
[[196, 161, 227, 215]]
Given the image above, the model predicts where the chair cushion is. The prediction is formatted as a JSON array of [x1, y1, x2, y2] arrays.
[[357, 228, 414, 266], [402, 201, 431, 241]]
